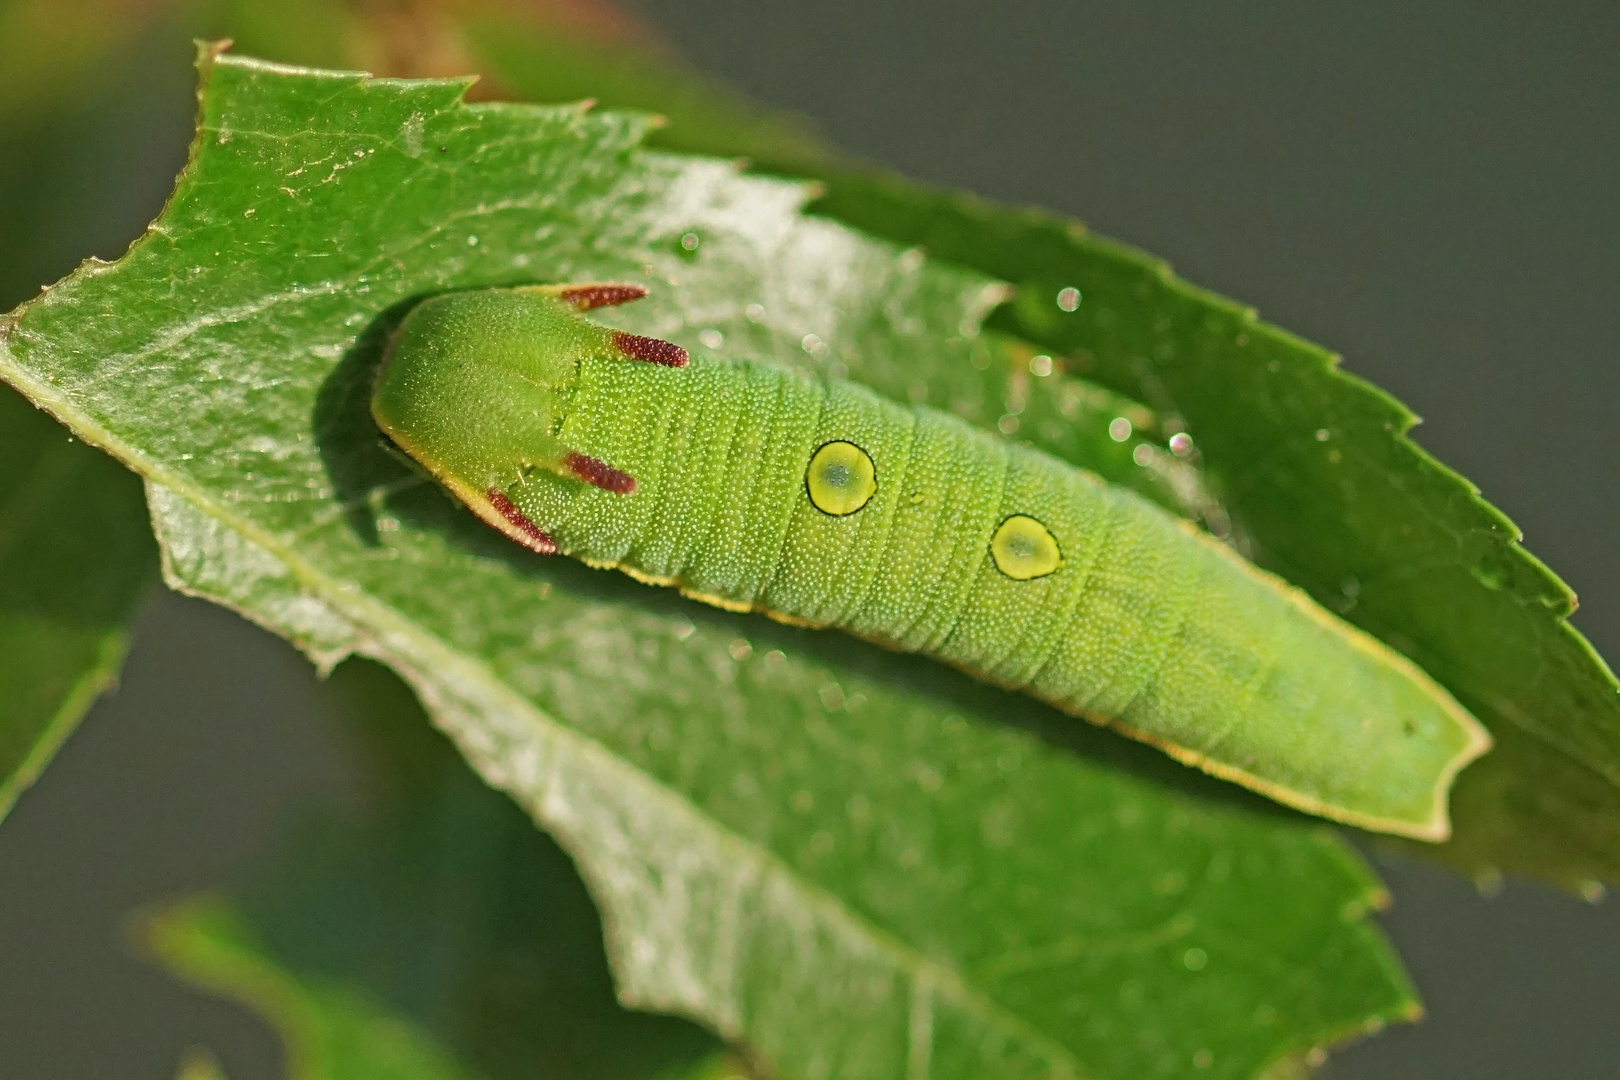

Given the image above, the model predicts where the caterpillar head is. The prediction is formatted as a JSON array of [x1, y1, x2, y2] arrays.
[[372, 283, 686, 516]]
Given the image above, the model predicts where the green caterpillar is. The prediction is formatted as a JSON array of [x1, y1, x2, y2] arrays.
[[372, 284, 1491, 840]]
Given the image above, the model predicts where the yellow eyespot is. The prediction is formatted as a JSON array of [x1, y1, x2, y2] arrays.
[[991, 515, 1061, 580], [806, 440, 876, 516]]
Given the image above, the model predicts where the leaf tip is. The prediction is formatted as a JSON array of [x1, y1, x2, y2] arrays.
[[195, 38, 234, 71]]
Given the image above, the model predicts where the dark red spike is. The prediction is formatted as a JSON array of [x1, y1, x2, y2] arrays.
[[612, 330, 688, 367], [565, 452, 637, 494], [558, 283, 649, 310], [485, 488, 558, 554]]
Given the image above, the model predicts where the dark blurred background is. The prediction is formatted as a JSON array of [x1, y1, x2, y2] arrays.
[[1, 2, 1617, 1077]]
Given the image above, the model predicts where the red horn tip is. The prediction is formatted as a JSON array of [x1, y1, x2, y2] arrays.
[[486, 488, 558, 554], [565, 452, 637, 494], [559, 283, 649, 310], [612, 330, 688, 367]]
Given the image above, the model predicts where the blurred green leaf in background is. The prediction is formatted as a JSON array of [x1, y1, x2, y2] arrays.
[[0, 384, 154, 822], [0, 0, 168, 823], [150, 659, 728, 1080]]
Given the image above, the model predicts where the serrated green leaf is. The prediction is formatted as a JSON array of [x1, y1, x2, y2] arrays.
[[465, 13, 1620, 891], [0, 49, 1414, 1080], [0, 382, 155, 822], [806, 176, 1620, 890]]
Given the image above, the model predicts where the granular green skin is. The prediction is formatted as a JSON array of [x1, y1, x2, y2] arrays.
[[373, 288, 1492, 839]]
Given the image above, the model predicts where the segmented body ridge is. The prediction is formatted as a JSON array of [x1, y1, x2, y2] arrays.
[[370, 286, 1493, 840]]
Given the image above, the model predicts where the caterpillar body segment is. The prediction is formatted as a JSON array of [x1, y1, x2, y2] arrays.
[[372, 286, 1492, 840]]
